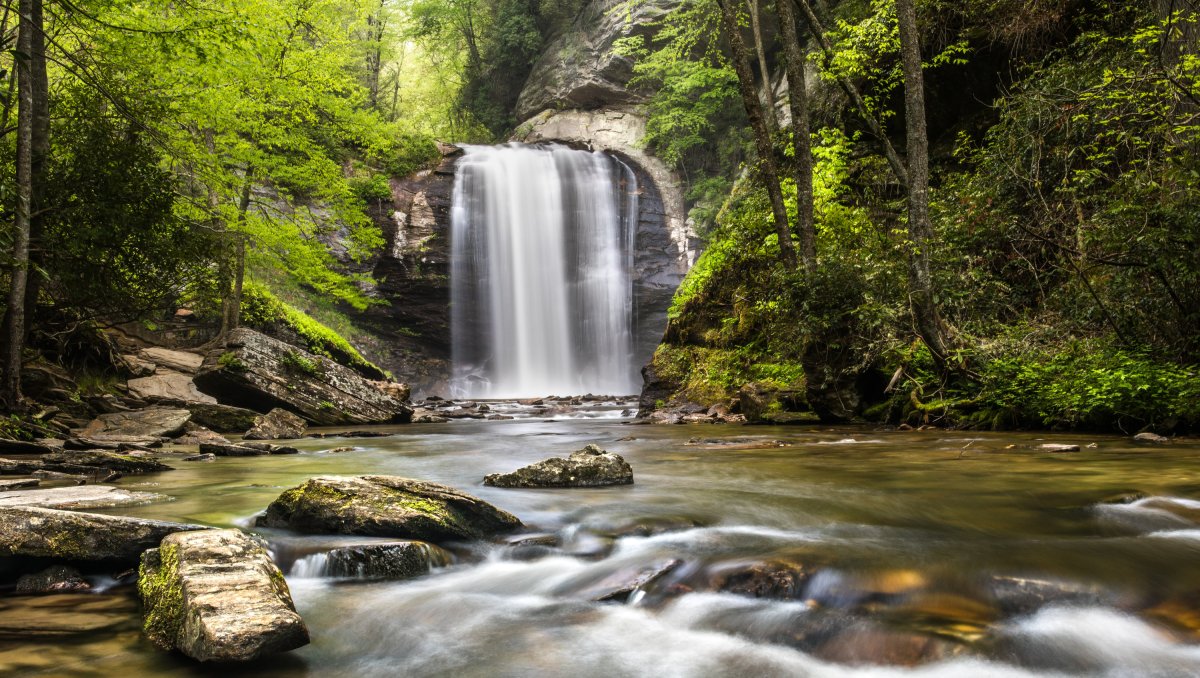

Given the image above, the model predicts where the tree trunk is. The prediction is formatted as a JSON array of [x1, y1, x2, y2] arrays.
[[895, 0, 949, 366], [224, 170, 254, 332], [366, 0, 387, 109], [793, 0, 908, 186], [23, 0, 48, 338], [776, 0, 815, 272], [748, 0, 778, 133], [3, 0, 35, 410], [717, 0, 798, 269]]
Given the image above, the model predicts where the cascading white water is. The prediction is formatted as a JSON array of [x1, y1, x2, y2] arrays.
[[450, 143, 639, 398]]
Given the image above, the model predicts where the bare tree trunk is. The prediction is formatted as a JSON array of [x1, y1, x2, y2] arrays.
[[748, 0, 778, 133], [3, 0, 35, 410], [717, 0, 798, 269], [366, 0, 387, 109], [776, 0, 815, 272], [895, 0, 949, 366], [23, 0, 48, 338], [793, 0, 908, 186]]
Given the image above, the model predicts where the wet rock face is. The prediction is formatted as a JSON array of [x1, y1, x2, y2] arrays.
[[321, 541, 452, 580], [15, 565, 91, 594], [244, 408, 308, 441], [139, 529, 309, 662], [193, 328, 412, 426], [484, 444, 634, 488], [40, 450, 172, 474], [0, 507, 205, 562], [257, 475, 523, 542]]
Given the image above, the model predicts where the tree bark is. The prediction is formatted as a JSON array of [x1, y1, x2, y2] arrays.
[[717, 0, 798, 269], [793, 0, 908, 186], [366, 0, 387, 109], [3, 0, 36, 410], [895, 0, 949, 366], [776, 0, 816, 272], [748, 0, 778, 133]]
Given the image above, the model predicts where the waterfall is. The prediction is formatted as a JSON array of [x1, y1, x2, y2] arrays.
[[450, 144, 639, 398]]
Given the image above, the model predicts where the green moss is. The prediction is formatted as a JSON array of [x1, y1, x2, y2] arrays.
[[281, 350, 321, 376], [138, 544, 183, 649], [217, 352, 247, 372]]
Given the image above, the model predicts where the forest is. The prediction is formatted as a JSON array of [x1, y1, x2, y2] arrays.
[[2, 0, 1200, 675]]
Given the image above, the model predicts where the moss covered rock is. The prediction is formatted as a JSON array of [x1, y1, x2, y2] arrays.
[[0, 506, 205, 562], [40, 450, 172, 474], [483, 445, 634, 488], [139, 528, 309, 662], [256, 476, 523, 541]]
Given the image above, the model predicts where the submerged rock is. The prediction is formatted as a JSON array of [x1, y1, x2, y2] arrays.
[[244, 408, 308, 440], [16, 565, 91, 594], [581, 559, 683, 603], [1134, 432, 1170, 445], [706, 559, 810, 600], [139, 528, 309, 662], [483, 444, 634, 488], [193, 328, 412, 426], [199, 442, 297, 457], [0, 506, 205, 562], [257, 475, 523, 541]]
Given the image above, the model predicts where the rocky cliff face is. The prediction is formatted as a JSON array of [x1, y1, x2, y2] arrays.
[[515, 0, 684, 121]]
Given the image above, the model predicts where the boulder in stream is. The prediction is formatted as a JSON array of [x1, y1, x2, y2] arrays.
[[257, 475, 523, 541], [79, 407, 193, 440], [193, 328, 412, 426], [244, 408, 307, 440], [0, 506, 206, 562], [40, 450, 172, 474], [483, 444, 633, 488], [314, 541, 453, 580], [139, 528, 309, 662], [16, 565, 91, 594]]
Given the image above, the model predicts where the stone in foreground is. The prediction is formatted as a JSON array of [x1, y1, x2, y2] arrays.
[[41, 450, 172, 474], [194, 329, 412, 426], [257, 475, 522, 541], [0, 506, 206, 562], [483, 444, 634, 488], [244, 408, 307, 440], [139, 528, 309, 662]]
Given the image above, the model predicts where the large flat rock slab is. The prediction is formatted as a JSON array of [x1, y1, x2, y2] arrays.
[[194, 328, 412, 426], [139, 529, 309, 662], [0, 507, 206, 561], [257, 475, 523, 542], [0, 485, 166, 509], [128, 371, 218, 404], [81, 407, 192, 439], [139, 348, 205, 374]]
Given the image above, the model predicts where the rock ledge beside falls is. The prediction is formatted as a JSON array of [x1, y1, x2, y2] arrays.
[[484, 444, 634, 488], [139, 528, 309, 662], [256, 475, 523, 541]]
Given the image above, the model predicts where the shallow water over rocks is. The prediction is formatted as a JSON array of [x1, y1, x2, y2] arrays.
[[3, 414, 1200, 676]]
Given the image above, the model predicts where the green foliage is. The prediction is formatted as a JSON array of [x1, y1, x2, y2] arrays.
[[217, 352, 247, 372], [281, 350, 322, 376], [241, 282, 384, 378]]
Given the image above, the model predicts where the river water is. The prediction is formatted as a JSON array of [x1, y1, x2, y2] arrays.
[[5, 412, 1200, 676]]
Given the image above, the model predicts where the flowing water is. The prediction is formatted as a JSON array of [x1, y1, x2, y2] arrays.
[[5, 415, 1200, 677], [449, 144, 639, 398]]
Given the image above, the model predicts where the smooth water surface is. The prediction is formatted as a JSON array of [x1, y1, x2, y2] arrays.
[[5, 418, 1200, 677]]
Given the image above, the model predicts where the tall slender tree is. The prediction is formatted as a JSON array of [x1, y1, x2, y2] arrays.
[[895, 0, 949, 365], [776, 0, 815, 272], [3, 0, 40, 409], [716, 0, 798, 269], [747, 0, 778, 132]]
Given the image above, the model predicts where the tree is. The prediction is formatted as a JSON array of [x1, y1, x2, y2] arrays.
[[895, 0, 949, 365], [747, 0, 777, 132], [776, 0, 815, 272], [716, 0, 798, 269], [2, 0, 40, 409]]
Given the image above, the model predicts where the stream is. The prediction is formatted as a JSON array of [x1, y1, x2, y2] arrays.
[[4, 410, 1200, 676]]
